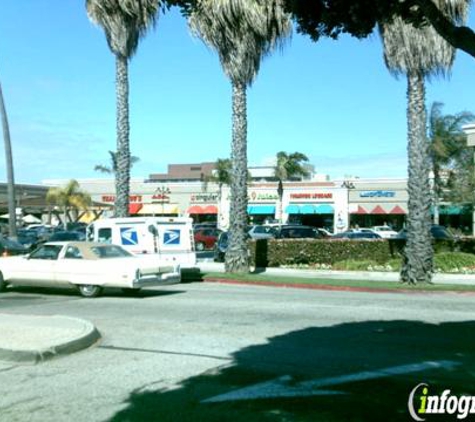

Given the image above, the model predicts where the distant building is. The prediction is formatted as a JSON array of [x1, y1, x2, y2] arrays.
[[147, 162, 217, 182]]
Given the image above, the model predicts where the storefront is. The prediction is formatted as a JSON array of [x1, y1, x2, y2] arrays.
[[186, 193, 219, 223], [247, 190, 278, 224], [284, 190, 335, 230], [348, 182, 408, 230]]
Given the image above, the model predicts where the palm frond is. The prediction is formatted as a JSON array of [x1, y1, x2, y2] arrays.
[[86, 0, 159, 57], [379, 0, 470, 78], [189, 0, 291, 85]]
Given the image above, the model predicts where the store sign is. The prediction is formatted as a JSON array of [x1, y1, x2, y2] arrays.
[[360, 191, 396, 198], [101, 195, 142, 203], [152, 194, 170, 202], [191, 193, 218, 203], [290, 193, 333, 200], [249, 192, 279, 201]]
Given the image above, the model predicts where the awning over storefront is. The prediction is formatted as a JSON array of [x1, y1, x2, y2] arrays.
[[129, 203, 143, 215], [247, 205, 275, 215], [435, 205, 465, 215], [137, 204, 179, 215], [285, 204, 334, 214], [187, 205, 218, 214], [351, 204, 408, 215]]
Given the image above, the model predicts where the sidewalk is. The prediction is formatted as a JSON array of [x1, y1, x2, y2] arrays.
[[198, 261, 475, 286], [0, 314, 100, 364]]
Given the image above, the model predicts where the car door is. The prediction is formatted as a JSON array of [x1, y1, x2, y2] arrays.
[[12, 244, 62, 286]]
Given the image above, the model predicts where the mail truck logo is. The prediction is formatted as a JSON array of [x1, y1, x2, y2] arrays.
[[163, 229, 180, 245], [408, 383, 475, 420], [120, 227, 138, 245]]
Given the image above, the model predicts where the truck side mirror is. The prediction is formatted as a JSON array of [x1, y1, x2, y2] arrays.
[[148, 225, 158, 236]]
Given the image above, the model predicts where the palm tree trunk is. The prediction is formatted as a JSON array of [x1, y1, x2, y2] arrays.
[[115, 54, 131, 218], [225, 82, 249, 273], [277, 179, 284, 223], [0, 81, 16, 238], [400, 73, 433, 284]]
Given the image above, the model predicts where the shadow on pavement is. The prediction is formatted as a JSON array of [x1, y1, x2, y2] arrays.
[[2, 286, 185, 299], [109, 320, 475, 421]]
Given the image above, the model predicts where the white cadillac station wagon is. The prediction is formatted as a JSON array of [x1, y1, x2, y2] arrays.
[[0, 242, 181, 297]]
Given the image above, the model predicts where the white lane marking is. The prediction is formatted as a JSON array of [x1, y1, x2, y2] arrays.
[[203, 360, 459, 403]]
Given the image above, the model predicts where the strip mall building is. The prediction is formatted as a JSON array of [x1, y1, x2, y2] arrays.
[[45, 162, 471, 233]]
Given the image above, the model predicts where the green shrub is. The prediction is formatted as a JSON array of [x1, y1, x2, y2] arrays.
[[434, 252, 475, 272], [250, 239, 394, 267]]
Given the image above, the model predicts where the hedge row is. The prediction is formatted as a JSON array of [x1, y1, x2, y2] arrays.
[[249, 237, 475, 268]]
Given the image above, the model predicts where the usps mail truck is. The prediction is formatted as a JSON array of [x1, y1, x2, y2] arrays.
[[86, 217, 196, 268]]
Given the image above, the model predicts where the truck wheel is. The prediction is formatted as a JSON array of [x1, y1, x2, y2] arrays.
[[196, 242, 205, 251], [78, 284, 103, 298], [0, 272, 6, 292]]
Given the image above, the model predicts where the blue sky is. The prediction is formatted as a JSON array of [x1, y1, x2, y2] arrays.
[[0, 1, 475, 184]]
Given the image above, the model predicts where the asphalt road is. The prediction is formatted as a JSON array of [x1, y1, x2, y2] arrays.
[[1, 282, 475, 421]]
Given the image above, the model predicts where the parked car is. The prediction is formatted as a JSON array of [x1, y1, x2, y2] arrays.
[[248, 225, 276, 239], [214, 232, 229, 262], [0, 241, 181, 298], [0, 237, 29, 256], [332, 231, 382, 240], [370, 225, 398, 239], [48, 230, 86, 242], [396, 225, 453, 240], [194, 228, 222, 251], [273, 225, 322, 239]]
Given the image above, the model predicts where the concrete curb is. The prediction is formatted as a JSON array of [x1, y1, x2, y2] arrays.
[[0, 315, 101, 364], [205, 278, 475, 294]]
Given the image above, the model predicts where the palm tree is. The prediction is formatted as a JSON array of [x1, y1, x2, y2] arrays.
[[189, 0, 291, 273], [0, 81, 16, 238], [428, 102, 474, 224], [379, 1, 469, 284], [202, 158, 232, 230], [46, 180, 91, 228], [86, 0, 159, 217], [274, 151, 309, 223], [94, 150, 140, 174]]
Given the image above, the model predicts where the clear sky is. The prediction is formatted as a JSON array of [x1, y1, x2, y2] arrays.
[[0, 1, 475, 184]]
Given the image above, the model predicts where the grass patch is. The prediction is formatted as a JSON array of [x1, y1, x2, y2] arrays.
[[202, 272, 475, 292]]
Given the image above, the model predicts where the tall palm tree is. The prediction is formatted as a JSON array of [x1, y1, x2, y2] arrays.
[[0, 81, 16, 238], [274, 151, 309, 223], [86, 0, 159, 217], [46, 180, 91, 227], [428, 102, 474, 224], [94, 150, 140, 174], [379, 0, 469, 284], [189, 0, 291, 273]]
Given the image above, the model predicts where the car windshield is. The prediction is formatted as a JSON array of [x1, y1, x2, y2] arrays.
[[90, 245, 133, 259]]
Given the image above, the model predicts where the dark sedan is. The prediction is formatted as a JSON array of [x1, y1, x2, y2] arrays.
[[332, 231, 382, 240]]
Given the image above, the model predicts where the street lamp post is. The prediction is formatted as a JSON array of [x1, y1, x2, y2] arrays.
[[341, 180, 355, 231], [462, 124, 475, 236]]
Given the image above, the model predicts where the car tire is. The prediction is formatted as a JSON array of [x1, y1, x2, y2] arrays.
[[78, 284, 103, 298], [0, 272, 6, 293], [196, 242, 205, 251]]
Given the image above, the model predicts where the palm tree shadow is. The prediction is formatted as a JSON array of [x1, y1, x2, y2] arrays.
[[109, 319, 475, 422]]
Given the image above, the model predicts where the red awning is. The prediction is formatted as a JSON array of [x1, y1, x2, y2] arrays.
[[203, 205, 218, 214], [129, 203, 143, 214], [389, 205, 406, 215], [352, 205, 368, 215], [187, 205, 205, 214], [370, 205, 387, 214]]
